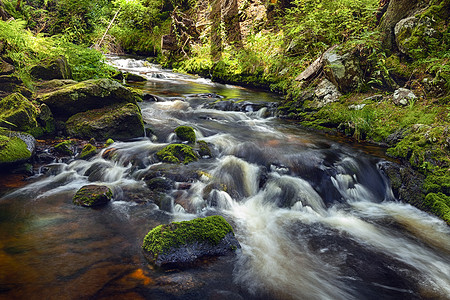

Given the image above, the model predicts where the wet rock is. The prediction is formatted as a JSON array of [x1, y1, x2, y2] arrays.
[[54, 140, 75, 156], [124, 72, 146, 82], [323, 50, 362, 93], [79, 143, 97, 160], [66, 103, 145, 141], [156, 144, 199, 164], [37, 78, 139, 119], [146, 176, 175, 192], [197, 140, 212, 158], [392, 88, 416, 106], [142, 215, 240, 267], [73, 184, 113, 207], [378, 161, 425, 207], [30, 56, 72, 80], [175, 126, 196, 143], [142, 163, 200, 183], [0, 131, 36, 167]]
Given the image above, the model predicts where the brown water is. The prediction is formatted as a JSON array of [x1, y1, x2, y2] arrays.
[[0, 57, 449, 300]]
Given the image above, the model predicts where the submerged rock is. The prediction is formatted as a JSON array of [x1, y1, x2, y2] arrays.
[[142, 215, 240, 267], [65, 103, 145, 140], [73, 184, 113, 207], [37, 78, 139, 119]]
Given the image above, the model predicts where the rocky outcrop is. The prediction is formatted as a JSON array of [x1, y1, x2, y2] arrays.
[[323, 50, 362, 93], [142, 215, 240, 267], [65, 103, 145, 141], [37, 78, 139, 119], [30, 56, 72, 80], [73, 184, 113, 207]]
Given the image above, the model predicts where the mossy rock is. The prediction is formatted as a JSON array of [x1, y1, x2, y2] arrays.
[[156, 144, 199, 164], [174, 126, 196, 143], [66, 103, 145, 141], [54, 140, 75, 156], [142, 215, 240, 267], [0, 134, 32, 166], [424, 192, 450, 224], [80, 143, 97, 159], [30, 56, 72, 80], [197, 140, 212, 158], [73, 184, 113, 207], [37, 78, 139, 119], [104, 138, 114, 148], [0, 93, 38, 133]]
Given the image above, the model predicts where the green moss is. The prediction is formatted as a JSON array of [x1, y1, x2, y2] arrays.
[[80, 143, 96, 159], [156, 144, 199, 164], [73, 185, 113, 207], [0, 93, 38, 133], [0, 134, 31, 164], [174, 126, 196, 143], [54, 140, 74, 155], [197, 140, 212, 157], [424, 193, 450, 224], [142, 215, 234, 258], [104, 138, 114, 147]]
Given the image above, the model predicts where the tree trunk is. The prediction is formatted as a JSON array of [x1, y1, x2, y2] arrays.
[[222, 0, 243, 48], [378, 0, 431, 51], [210, 0, 222, 61]]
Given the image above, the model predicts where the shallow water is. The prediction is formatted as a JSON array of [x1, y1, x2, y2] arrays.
[[0, 57, 449, 300]]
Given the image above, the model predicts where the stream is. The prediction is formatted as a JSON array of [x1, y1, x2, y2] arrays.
[[0, 57, 449, 300]]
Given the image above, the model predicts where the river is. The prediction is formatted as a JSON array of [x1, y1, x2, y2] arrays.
[[0, 57, 449, 300]]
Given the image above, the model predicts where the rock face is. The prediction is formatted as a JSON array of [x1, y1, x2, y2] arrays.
[[142, 215, 240, 267], [30, 56, 72, 80], [73, 184, 113, 207], [0, 131, 36, 166], [37, 78, 139, 119], [323, 50, 362, 93], [65, 103, 145, 140], [0, 93, 38, 132], [392, 88, 416, 106]]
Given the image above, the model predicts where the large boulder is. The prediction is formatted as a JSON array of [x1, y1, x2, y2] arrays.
[[30, 56, 72, 80], [142, 215, 240, 267], [394, 16, 441, 60], [37, 78, 139, 119], [323, 50, 363, 93], [73, 184, 113, 207], [0, 93, 38, 132], [0, 131, 36, 167], [65, 103, 145, 140]]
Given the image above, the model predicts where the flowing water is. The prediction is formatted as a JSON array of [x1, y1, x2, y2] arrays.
[[0, 57, 449, 300]]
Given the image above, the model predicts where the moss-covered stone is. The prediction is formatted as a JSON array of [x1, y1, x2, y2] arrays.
[[30, 56, 72, 80], [37, 78, 139, 119], [0, 93, 38, 133], [80, 143, 96, 159], [424, 192, 450, 224], [142, 215, 240, 267], [66, 103, 145, 141], [174, 126, 196, 143], [0, 134, 32, 165], [54, 140, 74, 156], [197, 140, 212, 158], [104, 138, 114, 147], [156, 144, 199, 164], [73, 184, 113, 207]]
